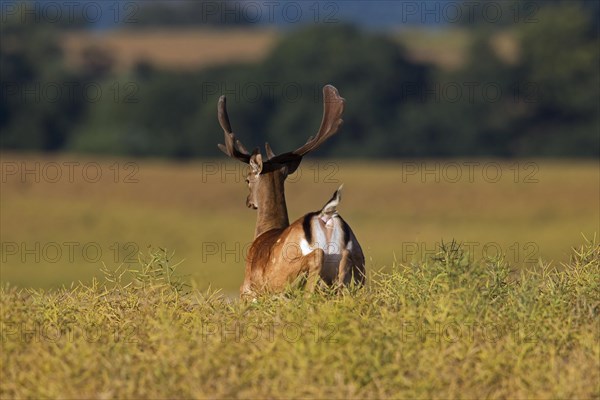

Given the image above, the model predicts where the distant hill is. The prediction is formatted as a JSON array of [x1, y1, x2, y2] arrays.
[[61, 27, 470, 72]]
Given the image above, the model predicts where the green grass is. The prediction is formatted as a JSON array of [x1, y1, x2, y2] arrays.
[[2, 238, 598, 398]]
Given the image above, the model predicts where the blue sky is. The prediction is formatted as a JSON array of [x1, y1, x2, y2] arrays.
[[14, 0, 457, 30]]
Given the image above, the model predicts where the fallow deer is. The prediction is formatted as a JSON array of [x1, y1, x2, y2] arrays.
[[217, 85, 365, 297]]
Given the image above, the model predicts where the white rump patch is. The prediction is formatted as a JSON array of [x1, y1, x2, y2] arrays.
[[300, 238, 312, 256]]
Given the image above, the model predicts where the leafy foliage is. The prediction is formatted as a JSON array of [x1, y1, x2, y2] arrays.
[[0, 11, 79, 150], [1, 2, 598, 157]]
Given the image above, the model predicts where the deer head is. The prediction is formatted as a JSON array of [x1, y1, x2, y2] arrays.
[[217, 85, 345, 237]]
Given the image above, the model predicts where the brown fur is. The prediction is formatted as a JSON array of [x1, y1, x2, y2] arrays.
[[239, 176, 365, 297]]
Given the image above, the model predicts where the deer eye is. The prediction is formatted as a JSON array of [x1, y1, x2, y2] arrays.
[[245, 178, 250, 184]]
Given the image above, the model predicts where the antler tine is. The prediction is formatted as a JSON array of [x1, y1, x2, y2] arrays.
[[268, 85, 344, 165], [294, 85, 344, 156], [218, 96, 233, 134], [217, 95, 251, 163], [265, 142, 276, 160]]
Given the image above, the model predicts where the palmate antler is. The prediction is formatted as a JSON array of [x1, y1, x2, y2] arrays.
[[217, 85, 345, 172]]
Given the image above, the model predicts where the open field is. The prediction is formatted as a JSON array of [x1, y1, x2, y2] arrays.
[[1, 153, 598, 295], [1, 242, 598, 398], [61, 29, 278, 71], [60, 27, 471, 71], [1, 153, 598, 398]]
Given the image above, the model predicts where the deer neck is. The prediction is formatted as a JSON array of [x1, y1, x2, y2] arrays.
[[255, 171, 289, 238]]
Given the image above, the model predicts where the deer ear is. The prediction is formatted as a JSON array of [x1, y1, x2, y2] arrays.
[[250, 149, 263, 175]]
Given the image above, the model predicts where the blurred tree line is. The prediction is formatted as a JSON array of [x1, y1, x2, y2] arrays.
[[1, 1, 598, 157]]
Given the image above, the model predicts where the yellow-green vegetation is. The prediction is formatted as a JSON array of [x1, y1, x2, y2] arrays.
[[394, 27, 472, 70], [60, 27, 470, 72], [1, 239, 598, 398], [1, 155, 598, 294]]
